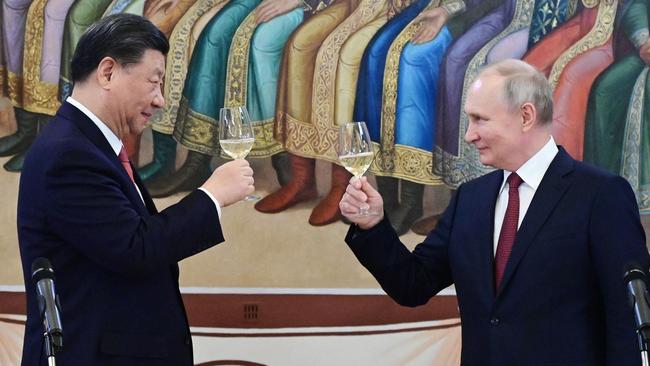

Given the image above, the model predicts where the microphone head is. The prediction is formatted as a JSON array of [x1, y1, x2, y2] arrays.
[[31, 257, 55, 283], [624, 267, 647, 283]]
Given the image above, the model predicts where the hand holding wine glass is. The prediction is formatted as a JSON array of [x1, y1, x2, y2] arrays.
[[218, 106, 259, 201], [201, 159, 254, 207], [338, 121, 380, 217]]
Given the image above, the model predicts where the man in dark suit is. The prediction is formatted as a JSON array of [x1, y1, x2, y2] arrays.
[[17, 14, 255, 365], [340, 59, 650, 365]]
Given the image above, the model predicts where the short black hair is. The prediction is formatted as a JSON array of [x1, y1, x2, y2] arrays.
[[70, 13, 169, 83]]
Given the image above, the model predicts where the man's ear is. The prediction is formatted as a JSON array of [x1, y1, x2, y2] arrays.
[[520, 102, 537, 131], [96, 57, 118, 89]]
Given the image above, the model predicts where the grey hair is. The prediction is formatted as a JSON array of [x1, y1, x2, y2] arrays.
[[477, 59, 553, 124]]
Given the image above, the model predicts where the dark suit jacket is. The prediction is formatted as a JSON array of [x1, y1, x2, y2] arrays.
[[347, 148, 649, 365], [18, 102, 224, 365]]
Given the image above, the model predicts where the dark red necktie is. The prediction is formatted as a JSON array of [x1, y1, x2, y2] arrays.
[[495, 173, 524, 289], [118, 147, 135, 183]]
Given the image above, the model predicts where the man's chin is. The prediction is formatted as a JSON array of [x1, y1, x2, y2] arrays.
[[128, 123, 147, 136], [478, 156, 492, 167]]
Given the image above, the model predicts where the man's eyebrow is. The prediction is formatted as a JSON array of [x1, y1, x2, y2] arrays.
[[466, 111, 483, 119]]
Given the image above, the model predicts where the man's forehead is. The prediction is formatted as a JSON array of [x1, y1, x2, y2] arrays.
[[470, 78, 483, 92], [142, 49, 165, 76], [470, 74, 504, 98]]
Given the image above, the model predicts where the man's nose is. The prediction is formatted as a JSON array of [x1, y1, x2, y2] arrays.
[[464, 124, 477, 143], [153, 91, 165, 108]]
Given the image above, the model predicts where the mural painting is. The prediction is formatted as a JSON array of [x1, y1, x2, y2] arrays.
[[0, 0, 648, 364]]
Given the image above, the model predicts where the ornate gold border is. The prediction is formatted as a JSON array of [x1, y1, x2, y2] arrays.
[[173, 95, 220, 154], [7, 72, 23, 107], [0, 67, 5, 97], [373, 0, 445, 185], [582, 0, 600, 8], [151, 0, 228, 134], [223, 3, 303, 157], [620, 67, 648, 211], [22, 0, 62, 115], [434, 0, 535, 187], [247, 118, 285, 158], [371, 143, 442, 184], [284, 0, 385, 161], [548, 0, 617, 88], [380, 1, 433, 152], [282, 110, 340, 163], [224, 2, 286, 156], [389, 0, 415, 15], [174, 96, 283, 158], [224, 7, 257, 108]]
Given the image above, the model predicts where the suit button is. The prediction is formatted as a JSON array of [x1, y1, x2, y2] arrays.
[[490, 317, 500, 326], [185, 337, 191, 345]]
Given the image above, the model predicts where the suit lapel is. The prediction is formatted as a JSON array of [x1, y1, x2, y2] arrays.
[[133, 168, 158, 214], [474, 171, 503, 300], [496, 148, 575, 296], [58, 102, 151, 215]]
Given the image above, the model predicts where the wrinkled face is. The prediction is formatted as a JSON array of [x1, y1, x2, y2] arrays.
[[110, 49, 165, 137], [463, 75, 524, 170]]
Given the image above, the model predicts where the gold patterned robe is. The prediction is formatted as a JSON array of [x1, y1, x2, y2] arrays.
[[276, 0, 394, 163], [21, 0, 77, 116]]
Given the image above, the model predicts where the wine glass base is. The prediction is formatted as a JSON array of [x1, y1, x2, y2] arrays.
[[351, 210, 381, 217]]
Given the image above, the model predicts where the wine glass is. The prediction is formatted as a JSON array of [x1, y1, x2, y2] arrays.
[[338, 121, 378, 216], [219, 106, 258, 201]]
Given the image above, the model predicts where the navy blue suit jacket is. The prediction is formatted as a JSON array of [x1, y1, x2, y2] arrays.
[[347, 148, 649, 365], [18, 102, 224, 365]]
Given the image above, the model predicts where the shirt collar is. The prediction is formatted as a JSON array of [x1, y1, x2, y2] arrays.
[[500, 136, 559, 192], [66, 96, 123, 156]]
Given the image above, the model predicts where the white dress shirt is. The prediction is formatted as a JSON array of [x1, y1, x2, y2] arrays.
[[66, 97, 221, 217], [493, 137, 558, 254]]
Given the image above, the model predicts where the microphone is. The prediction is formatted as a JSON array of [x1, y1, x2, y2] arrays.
[[31, 258, 63, 351], [624, 267, 650, 343]]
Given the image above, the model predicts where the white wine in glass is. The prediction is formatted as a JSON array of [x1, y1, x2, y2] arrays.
[[338, 121, 378, 216], [220, 138, 255, 159], [339, 151, 374, 178], [219, 106, 258, 201]]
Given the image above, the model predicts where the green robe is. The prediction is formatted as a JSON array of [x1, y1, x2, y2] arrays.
[[584, 0, 650, 213], [173, 0, 261, 155], [246, 7, 304, 157], [59, 0, 114, 100]]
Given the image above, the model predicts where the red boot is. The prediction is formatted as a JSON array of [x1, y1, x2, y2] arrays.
[[255, 154, 318, 213], [309, 163, 352, 226]]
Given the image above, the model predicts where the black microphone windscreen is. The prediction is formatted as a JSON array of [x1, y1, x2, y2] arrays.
[[31, 257, 55, 282]]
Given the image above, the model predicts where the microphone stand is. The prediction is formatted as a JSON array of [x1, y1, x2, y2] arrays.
[[38, 299, 61, 365], [43, 331, 57, 366], [640, 328, 650, 366]]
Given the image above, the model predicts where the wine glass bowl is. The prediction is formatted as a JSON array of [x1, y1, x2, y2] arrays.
[[338, 121, 378, 216], [219, 106, 258, 201]]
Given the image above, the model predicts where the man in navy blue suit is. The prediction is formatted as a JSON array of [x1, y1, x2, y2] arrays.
[[340, 59, 650, 365], [17, 14, 255, 365]]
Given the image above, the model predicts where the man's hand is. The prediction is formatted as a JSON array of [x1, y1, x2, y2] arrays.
[[640, 39, 650, 65], [339, 176, 384, 229], [411, 7, 449, 44], [201, 159, 254, 207], [256, 0, 302, 24]]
